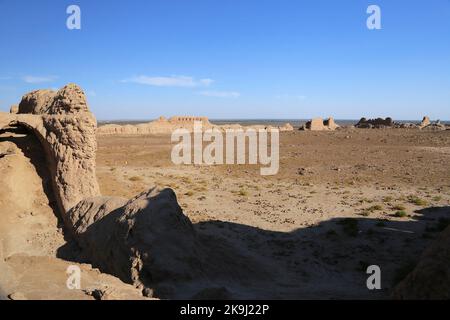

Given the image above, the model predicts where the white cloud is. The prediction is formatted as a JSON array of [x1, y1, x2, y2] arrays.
[[122, 75, 213, 87], [197, 90, 240, 98], [23, 75, 58, 83]]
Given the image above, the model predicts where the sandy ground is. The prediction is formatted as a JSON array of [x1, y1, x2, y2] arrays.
[[96, 128, 450, 298], [1, 127, 449, 299]]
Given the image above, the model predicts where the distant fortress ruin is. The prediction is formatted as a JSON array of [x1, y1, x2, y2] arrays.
[[97, 115, 294, 135], [168, 116, 210, 123]]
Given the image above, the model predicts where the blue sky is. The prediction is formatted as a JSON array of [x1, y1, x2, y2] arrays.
[[0, 0, 449, 120]]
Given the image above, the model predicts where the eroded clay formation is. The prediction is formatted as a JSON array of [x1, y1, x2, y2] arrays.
[[0, 84, 99, 224]]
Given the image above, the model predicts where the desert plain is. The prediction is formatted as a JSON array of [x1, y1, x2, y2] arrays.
[[96, 127, 450, 298], [1, 116, 449, 299]]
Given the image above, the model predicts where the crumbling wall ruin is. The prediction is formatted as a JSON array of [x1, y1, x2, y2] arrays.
[[0, 84, 100, 224]]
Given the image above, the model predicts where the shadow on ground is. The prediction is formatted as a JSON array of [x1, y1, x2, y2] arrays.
[[187, 206, 449, 299], [58, 200, 449, 299]]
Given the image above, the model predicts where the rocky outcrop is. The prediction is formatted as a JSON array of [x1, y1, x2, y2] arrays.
[[67, 188, 200, 288], [66, 187, 271, 298], [0, 84, 100, 223], [355, 117, 394, 129], [392, 225, 450, 299]]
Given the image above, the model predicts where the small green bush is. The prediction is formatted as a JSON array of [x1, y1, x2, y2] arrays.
[[394, 210, 407, 218], [392, 204, 406, 211], [408, 196, 428, 206]]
